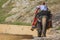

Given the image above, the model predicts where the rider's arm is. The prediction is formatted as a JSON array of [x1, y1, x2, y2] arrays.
[[35, 8, 40, 14], [34, 5, 40, 14]]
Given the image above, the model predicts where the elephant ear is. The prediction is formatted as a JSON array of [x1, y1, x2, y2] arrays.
[[36, 13, 41, 18]]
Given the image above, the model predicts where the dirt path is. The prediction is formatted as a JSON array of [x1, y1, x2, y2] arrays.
[[0, 33, 32, 40], [0, 24, 37, 40], [0, 24, 60, 40], [0, 24, 37, 36]]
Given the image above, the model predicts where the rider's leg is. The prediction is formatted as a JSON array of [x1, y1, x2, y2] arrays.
[[32, 17, 37, 27], [31, 12, 40, 31], [31, 12, 41, 31], [31, 17, 37, 31]]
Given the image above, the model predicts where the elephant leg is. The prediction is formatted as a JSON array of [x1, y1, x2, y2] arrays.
[[37, 22, 42, 37]]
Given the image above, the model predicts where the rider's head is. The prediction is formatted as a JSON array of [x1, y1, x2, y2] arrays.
[[41, 1, 46, 5]]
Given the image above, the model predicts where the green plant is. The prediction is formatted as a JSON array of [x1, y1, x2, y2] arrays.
[[11, 21, 31, 26], [30, 0, 35, 1], [0, 0, 13, 23], [56, 27, 60, 30], [0, 0, 8, 7]]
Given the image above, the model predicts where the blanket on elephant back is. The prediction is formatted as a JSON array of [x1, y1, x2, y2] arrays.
[[36, 10, 52, 29]]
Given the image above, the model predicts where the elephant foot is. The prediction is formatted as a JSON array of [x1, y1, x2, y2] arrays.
[[41, 34, 46, 37]]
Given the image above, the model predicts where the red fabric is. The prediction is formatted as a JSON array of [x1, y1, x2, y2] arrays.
[[32, 8, 39, 26], [35, 8, 39, 14], [32, 17, 37, 26], [35, 10, 38, 14]]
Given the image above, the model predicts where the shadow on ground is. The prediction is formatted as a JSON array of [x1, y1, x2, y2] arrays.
[[0, 33, 33, 40]]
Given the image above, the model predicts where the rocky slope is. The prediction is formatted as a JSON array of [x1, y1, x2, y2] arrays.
[[3, 0, 42, 23], [1, 0, 60, 24], [0, 0, 59, 28]]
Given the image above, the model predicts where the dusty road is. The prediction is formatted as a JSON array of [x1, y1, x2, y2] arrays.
[[0, 24, 60, 40], [0, 24, 37, 40], [0, 33, 33, 40]]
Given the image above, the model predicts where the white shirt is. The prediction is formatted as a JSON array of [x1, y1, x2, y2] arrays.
[[36, 5, 48, 11]]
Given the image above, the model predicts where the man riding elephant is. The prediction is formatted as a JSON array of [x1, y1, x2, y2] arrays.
[[31, 1, 52, 31]]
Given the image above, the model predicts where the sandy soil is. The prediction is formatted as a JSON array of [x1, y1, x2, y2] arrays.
[[0, 24, 53, 40], [0, 33, 33, 40], [0, 24, 37, 40]]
